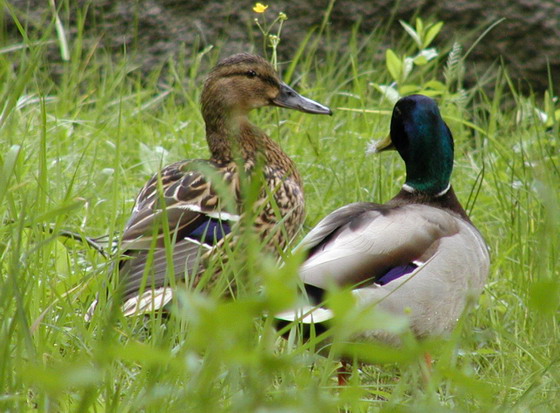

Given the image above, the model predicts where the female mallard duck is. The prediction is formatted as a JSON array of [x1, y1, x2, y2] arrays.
[[276, 95, 489, 376], [86, 53, 331, 319]]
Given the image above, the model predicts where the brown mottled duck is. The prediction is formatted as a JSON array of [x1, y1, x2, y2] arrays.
[[86, 53, 331, 319]]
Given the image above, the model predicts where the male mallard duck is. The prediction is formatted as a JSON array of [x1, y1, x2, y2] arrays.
[[86, 53, 331, 319], [276, 95, 489, 376]]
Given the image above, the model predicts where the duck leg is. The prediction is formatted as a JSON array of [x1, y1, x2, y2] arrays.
[[337, 361, 351, 386], [421, 352, 433, 385], [423, 352, 433, 367]]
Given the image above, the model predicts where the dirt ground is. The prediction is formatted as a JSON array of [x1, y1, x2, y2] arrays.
[[4, 0, 559, 93]]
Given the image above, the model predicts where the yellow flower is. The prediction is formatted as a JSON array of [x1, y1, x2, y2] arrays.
[[253, 3, 268, 13]]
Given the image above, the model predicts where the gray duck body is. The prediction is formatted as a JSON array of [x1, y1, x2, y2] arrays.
[[276, 95, 490, 347]]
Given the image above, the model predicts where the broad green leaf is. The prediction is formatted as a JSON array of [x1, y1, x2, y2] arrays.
[[416, 89, 444, 98], [400, 84, 421, 95], [544, 91, 552, 113], [385, 49, 402, 82], [415, 18, 424, 39], [54, 239, 71, 282], [413, 55, 428, 66], [424, 80, 447, 90], [400, 20, 422, 48], [413, 48, 438, 66], [423, 21, 444, 48]]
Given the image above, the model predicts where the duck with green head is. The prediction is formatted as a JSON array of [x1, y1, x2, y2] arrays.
[[86, 53, 331, 319], [276, 94, 489, 371]]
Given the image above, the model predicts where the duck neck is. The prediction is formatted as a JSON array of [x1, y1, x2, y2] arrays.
[[402, 138, 453, 195], [203, 109, 302, 185], [389, 185, 471, 223], [204, 109, 253, 161]]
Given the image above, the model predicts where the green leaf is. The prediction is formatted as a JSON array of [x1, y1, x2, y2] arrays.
[[53, 239, 71, 287], [424, 80, 447, 90], [400, 84, 421, 95], [413, 55, 428, 65], [385, 49, 402, 82], [416, 89, 444, 98], [423, 21, 444, 48], [399, 20, 422, 48], [544, 91, 552, 114], [415, 18, 424, 39], [413, 48, 439, 66]]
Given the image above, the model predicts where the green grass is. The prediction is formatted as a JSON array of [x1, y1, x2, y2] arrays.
[[1, 7, 559, 412]]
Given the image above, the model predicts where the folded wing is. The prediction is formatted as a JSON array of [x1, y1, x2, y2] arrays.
[[117, 160, 239, 310]]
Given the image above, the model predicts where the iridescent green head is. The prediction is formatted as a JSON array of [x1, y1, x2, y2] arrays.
[[373, 95, 454, 195]]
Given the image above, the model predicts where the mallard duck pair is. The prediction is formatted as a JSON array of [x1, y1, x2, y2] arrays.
[[86, 53, 331, 319], [87, 53, 489, 371], [276, 95, 490, 377]]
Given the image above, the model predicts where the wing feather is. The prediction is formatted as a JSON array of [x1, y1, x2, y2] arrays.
[[299, 203, 459, 288], [115, 159, 239, 312], [118, 239, 208, 303]]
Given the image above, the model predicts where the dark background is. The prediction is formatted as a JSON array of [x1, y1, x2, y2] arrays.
[[4, 0, 559, 93]]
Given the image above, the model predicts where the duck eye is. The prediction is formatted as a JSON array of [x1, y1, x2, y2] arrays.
[[246, 70, 257, 78]]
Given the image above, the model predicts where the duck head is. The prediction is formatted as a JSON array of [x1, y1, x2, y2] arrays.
[[371, 95, 454, 196], [201, 53, 332, 120]]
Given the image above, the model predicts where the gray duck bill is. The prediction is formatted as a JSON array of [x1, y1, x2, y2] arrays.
[[272, 83, 332, 115]]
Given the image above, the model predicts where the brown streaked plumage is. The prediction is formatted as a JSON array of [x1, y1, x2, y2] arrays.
[[86, 53, 331, 320]]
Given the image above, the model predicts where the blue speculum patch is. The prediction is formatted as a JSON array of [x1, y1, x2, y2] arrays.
[[189, 218, 231, 245], [377, 263, 418, 285]]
